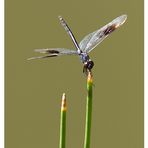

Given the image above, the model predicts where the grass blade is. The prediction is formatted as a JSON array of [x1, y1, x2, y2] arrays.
[[59, 93, 67, 148], [84, 72, 93, 148]]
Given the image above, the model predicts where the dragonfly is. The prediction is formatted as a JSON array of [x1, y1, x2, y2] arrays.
[[28, 14, 127, 74]]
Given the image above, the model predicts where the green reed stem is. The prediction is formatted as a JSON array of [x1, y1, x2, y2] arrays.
[[59, 93, 67, 148], [84, 72, 93, 148]]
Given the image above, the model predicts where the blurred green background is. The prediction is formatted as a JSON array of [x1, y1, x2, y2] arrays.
[[5, 0, 144, 148]]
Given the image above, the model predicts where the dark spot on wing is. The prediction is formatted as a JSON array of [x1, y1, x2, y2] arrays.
[[103, 25, 116, 35], [47, 50, 60, 54], [42, 55, 58, 58]]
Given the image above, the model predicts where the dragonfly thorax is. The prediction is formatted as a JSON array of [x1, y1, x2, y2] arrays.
[[80, 53, 90, 63]]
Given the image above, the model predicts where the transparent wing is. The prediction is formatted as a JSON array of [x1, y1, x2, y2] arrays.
[[79, 14, 127, 53], [58, 16, 80, 51], [27, 48, 78, 60]]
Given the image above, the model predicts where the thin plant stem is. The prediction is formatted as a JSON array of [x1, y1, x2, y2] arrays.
[[59, 93, 67, 148], [84, 72, 93, 148]]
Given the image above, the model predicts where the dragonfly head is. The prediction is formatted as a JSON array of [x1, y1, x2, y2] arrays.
[[83, 60, 94, 75]]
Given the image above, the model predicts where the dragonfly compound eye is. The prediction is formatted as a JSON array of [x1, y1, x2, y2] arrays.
[[86, 60, 94, 70]]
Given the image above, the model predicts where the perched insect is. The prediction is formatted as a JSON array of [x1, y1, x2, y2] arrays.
[[28, 15, 127, 74]]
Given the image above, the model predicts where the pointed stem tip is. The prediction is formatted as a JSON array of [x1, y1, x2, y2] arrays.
[[87, 72, 93, 84], [59, 93, 67, 148], [61, 93, 67, 111]]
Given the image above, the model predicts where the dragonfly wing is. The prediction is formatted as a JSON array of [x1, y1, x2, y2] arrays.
[[79, 15, 127, 53], [58, 16, 80, 50], [27, 55, 58, 60], [28, 48, 78, 60]]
